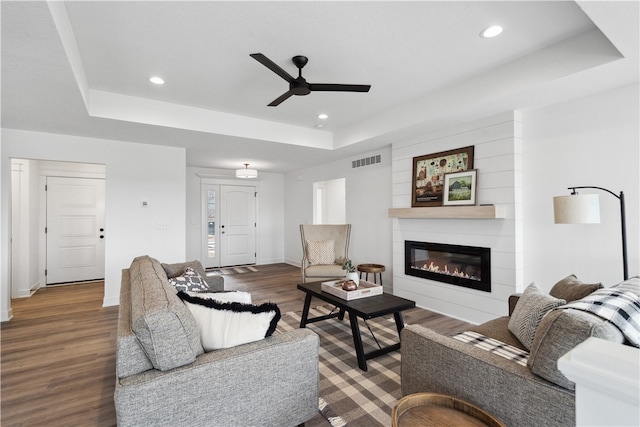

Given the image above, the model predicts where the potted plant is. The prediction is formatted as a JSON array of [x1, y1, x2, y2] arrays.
[[342, 259, 360, 286]]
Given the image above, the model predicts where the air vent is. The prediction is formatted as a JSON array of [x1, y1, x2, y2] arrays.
[[352, 154, 381, 169]]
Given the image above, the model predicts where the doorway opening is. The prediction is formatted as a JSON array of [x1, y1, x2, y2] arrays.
[[313, 178, 345, 224], [10, 159, 106, 299]]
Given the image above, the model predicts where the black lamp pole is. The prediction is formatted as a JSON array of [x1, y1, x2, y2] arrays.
[[568, 186, 628, 280]]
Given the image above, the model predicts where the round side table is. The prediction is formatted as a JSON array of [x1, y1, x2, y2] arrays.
[[357, 263, 385, 285], [391, 393, 505, 427]]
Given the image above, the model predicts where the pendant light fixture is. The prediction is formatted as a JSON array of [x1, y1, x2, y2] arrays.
[[236, 163, 258, 179]]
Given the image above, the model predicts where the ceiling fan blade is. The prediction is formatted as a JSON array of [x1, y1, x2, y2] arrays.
[[268, 90, 296, 107], [250, 53, 295, 83], [309, 83, 371, 92]]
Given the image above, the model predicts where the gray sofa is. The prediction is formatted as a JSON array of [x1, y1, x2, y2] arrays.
[[114, 255, 319, 426], [401, 276, 638, 427]]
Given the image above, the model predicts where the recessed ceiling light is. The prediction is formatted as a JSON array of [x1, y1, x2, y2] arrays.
[[480, 25, 503, 39], [149, 76, 165, 85], [318, 113, 329, 120]]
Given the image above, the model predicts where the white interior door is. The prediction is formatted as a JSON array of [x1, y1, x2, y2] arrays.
[[46, 177, 105, 284], [219, 185, 256, 266]]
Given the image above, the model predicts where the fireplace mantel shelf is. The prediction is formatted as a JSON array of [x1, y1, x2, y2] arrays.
[[388, 205, 505, 219]]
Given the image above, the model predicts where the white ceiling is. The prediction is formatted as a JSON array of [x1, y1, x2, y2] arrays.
[[2, 1, 638, 173]]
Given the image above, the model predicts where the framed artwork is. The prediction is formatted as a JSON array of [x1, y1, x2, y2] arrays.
[[411, 146, 474, 207], [443, 169, 477, 206]]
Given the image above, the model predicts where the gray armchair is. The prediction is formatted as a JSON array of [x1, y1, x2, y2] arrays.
[[299, 224, 351, 283]]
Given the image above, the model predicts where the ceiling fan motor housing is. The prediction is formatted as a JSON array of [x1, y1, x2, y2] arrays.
[[291, 77, 311, 95]]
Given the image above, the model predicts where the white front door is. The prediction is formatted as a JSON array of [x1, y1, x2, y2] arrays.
[[219, 185, 256, 266], [46, 177, 105, 284]]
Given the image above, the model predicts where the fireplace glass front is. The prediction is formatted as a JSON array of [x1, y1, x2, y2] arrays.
[[405, 240, 491, 292]]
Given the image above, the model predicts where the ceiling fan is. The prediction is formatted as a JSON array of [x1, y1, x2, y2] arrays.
[[250, 53, 371, 107]]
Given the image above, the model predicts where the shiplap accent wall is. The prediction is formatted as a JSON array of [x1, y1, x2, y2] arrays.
[[391, 112, 523, 324]]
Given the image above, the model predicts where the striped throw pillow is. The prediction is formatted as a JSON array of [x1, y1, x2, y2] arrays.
[[508, 282, 566, 350]]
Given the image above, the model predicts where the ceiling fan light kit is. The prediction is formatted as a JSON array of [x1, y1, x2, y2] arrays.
[[250, 53, 371, 106]]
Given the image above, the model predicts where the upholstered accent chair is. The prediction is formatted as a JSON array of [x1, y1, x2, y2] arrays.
[[300, 224, 351, 283]]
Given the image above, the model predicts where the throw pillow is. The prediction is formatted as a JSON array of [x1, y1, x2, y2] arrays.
[[178, 292, 280, 351], [168, 267, 210, 292], [549, 274, 602, 303], [508, 282, 566, 350], [307, 240, 335, 265], [186, 290, 252, 304]]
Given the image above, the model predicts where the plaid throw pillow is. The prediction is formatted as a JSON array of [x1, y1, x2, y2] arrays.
[[307, 240, 335, 265], [508, 282, 565, 350]]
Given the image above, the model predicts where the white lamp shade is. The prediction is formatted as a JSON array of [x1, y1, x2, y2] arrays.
[[553, 194, 600, 224], [236, 168, 257, 178]]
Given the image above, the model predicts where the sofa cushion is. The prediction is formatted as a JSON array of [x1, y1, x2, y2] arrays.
[[178, 292, 280, 351], [549, 274, 602, 302], [468, 316, 526, 351], [612, 276, 640, 297], [129, 256, 204, 371], [116, 269, 154, 378], [168, 267, 210, 293], [306, 240, 335, 265], [304, 264, 345, 278], [508, 282, 566, 350], [528, 308, 624, 390], [561, 288, 640, 347]]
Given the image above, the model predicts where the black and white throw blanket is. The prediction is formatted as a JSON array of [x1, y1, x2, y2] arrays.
[[560, 288, 640, 347], [452, 331, 529, 366]]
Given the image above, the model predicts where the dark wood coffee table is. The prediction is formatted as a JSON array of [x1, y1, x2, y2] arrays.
[[297, 281, 416, 371]]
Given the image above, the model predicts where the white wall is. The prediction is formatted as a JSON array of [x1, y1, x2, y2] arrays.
[[284, 147, 393, 289], [1, 129, 187, 320], [185, 167, 285, 266], [391, 112, 522, 324], [325, 178, 346, 224], [10, 159, 39, 298], [522, 83, 639, 287]]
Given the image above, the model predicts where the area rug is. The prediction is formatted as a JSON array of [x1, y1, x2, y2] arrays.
[[277, 306, 402, 426], [206, 265, 258, 275]]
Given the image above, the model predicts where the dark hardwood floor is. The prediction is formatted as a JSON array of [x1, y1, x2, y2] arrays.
[[1, 263, 471, 426]]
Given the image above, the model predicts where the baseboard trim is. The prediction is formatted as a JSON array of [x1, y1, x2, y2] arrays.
[[1, 308, 14, 322], [284, 259, 301, 267], [102, 296, 119, 307]]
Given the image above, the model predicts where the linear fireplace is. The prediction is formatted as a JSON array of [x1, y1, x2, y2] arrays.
[[405, 240, 491, 292]]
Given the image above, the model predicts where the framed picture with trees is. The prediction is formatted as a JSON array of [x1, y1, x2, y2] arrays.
[[411, 146, 474, 207]]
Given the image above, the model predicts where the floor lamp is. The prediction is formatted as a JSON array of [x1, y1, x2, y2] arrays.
[[553, 186, 628, 280]]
